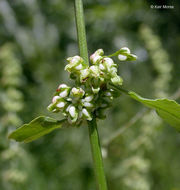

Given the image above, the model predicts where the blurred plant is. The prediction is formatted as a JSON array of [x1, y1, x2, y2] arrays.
[[0, 44, 43, 190], [7, 1, 180, 190], [0, 43, 26, 188], [108, 25, 174, 190]]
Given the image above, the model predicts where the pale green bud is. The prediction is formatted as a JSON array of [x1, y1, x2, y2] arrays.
[[90, 65, 100, 77], [68, 105, 78, 123], [111, 75, 123, 85], [118, 54, 127, 61], [65, 104, 71, 112], [47, 103, 54, 112], [84, 95, 94, 102], [71, 87, 85, 98], [90, 49, 104, 64], [58, 84, 68, 89], [56, 101, 66, 109], [69, 106, 76, 117], [110, 67, 118, 76], [104, 57, 114, 67], [57, 84, 71, 97], [120, 47, 130, 54], [80, 69, 90, 82], [103, 58, 116, 72], [82, 108, 92, 120], [118, 47, 137, 61], [52, 96, 61, 104], [65, 56, 84, 73], [67, 55, 83, 65], [99, 63, 106, 71], [83, 101, 94, 108], [75, 63, 83, 70], [59, 90, 68, 98]]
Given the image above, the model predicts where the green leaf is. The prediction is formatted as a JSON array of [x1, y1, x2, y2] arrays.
[[129, 91, 180, 132], [8, 116, 67, 143]]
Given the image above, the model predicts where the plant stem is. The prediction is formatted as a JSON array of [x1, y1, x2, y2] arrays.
[[74, 0, 108, 189], [88, 116, 108, 190], [74, 0, 89, 65]]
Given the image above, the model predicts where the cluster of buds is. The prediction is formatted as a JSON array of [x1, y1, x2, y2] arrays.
[[117, 47, 137, 61], [48, 48, 137, 125]]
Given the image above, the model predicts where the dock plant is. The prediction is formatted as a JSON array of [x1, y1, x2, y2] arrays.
[[9, 1, 180, 189]]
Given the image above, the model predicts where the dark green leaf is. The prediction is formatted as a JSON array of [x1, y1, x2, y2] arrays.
[[129, 91, 180, 132], [8, 116, 67, 143]]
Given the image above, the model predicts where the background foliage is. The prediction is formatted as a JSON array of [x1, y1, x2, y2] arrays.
[[0, 0, 180, 189]]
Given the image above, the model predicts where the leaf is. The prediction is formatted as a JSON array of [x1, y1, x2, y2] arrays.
[[8, 116, 67, 143], [129, 91, 180, 132]]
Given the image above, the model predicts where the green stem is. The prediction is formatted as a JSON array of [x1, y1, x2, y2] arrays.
[[74, 0, 108, 189], [88, 116, 108, 190], [74, 0, 89, 65], [109, 83, 129, 95]]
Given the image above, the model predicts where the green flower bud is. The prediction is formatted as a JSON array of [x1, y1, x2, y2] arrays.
[[52, 96, 61, 104], [99, 63, 106, 71], [111, 75, 123, 85], [82, 108, 92, 120], [109, 67, 118, 77], [90, 49, 104, 64], [65, 56, 85, 73], [84, 95, 94, 102], [57, 84, 70, 97], [120, 47, 130, 54], [80, 69, 90, 82], [83, 101, 94, 108], [68, 105, 78, 123], [56, 101, 66, 109], [90, 65, 100, 77], [47, 103, 55, 112], [103, 58, 116, 73], [118, 54, 127, 61], [71, 87, 85, 98], [118, 47, 137, 61]]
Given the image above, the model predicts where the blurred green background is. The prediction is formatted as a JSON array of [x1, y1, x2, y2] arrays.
[[0, 0, 180, 190]]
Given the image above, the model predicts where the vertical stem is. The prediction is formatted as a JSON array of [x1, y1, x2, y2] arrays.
[[74, 0, 89, 65], [88, 116, 108, 190], [74, 0, 108, 189]]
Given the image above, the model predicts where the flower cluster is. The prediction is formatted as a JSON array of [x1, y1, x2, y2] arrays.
[[47, 48, 137, 126]]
